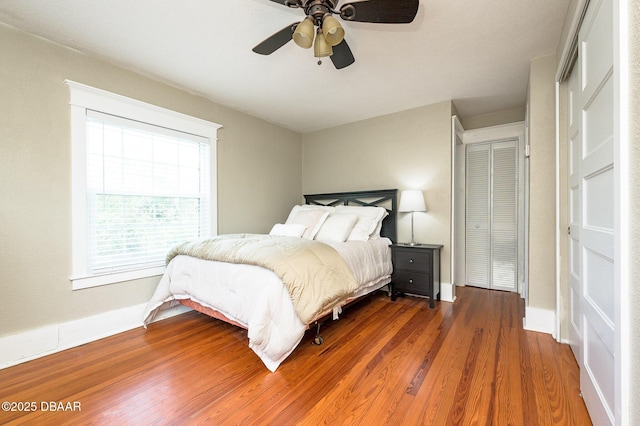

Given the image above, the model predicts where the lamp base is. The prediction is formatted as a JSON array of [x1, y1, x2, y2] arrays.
[[407, 211, 422, 247]]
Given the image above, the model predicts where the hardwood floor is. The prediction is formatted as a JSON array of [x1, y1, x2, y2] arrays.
[[0, 286, 591, 425]]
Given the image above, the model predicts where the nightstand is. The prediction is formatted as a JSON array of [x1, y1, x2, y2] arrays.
[[390, 244, 443, 308]]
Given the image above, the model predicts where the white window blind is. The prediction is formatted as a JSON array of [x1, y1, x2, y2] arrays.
[[85, 110, 210, 274]]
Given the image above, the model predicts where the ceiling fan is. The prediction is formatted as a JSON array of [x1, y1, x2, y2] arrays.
[[252, 0, 419, 69]]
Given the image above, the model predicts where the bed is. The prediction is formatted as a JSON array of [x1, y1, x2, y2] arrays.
[[142, 189, 398, 371]]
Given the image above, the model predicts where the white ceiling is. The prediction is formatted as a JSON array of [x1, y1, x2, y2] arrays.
[[0, 0, 570, 133]]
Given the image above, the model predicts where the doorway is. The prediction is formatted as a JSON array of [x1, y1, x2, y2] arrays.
[[451, 121, 526, 295], [466, 139, 519, 291]]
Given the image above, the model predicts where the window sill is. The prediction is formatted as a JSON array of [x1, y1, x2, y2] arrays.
[[70, 266, 165, 290]]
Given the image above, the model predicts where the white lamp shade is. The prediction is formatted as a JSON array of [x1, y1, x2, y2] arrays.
[[398, 189, 427, 212]]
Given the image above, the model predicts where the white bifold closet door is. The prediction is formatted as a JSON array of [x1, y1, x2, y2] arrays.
[[466, 140, 518, 292]]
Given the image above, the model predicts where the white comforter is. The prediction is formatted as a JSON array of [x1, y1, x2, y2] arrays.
[[142, 237, 392, 371]]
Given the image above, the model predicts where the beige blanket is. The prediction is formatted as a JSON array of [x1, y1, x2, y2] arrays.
[[167, 234, 359, 324]]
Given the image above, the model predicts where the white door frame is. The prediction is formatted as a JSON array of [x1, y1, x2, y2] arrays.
[[459, 122, 526, 295], [450, 115, 465, 301]]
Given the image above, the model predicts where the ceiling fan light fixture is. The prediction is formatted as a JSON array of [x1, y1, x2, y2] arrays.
[[293, 18, 314, 49], [253, 0, 421, 69], [322, 15, 344, 46], [313, 28, 333, 58]]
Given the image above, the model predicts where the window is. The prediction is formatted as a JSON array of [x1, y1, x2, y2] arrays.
[[66, 81, 221, 289]]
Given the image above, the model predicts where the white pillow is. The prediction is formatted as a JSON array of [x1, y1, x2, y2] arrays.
[[269, 223, 306, 237], [314, 213, 359, 242], [334, 206, 388, 241], [369, 217, 386, 239], [285, 204, 335, 224], [287, 209, 330, 239]]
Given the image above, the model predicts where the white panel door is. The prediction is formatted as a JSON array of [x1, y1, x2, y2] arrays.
[[466, 140, 518, 292], [568, 67, 583, 363], [577, 0, 615, 422]]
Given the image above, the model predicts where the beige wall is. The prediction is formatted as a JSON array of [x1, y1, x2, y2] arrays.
[[0, 24, 302, 337], [629, 0, 640, 422], [302, 102, 454, 285], [527, 55, 557, 312], [459, 106, 526, 130]]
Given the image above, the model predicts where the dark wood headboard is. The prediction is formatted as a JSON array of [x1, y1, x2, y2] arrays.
[[304, 189, 398, 243]]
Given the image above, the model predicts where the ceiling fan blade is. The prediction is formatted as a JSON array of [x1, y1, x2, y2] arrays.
[[330, 39, 355, 69], [267, 0, 302, 7], [340, 0, 419, 24], [252, 23, 298, 55]]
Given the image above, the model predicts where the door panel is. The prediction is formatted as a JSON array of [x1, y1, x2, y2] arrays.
[[583, 247, 614, 322], [584, 314, 615, 413], [466, 145, 490, 288], [581, 0, 613, 99], [583, 73, 614, 157], [584, 166, 614, 231], [491, 142, 518, 291]]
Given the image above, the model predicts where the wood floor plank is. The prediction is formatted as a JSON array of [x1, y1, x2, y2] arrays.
[[304, 300, 443, 425], [0, 287, 592, 425]]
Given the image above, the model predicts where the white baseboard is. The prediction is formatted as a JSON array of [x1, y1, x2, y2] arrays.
[[0, 303, 190, 370], [523, 306, 556, 336], [440, 282, 457, 303]]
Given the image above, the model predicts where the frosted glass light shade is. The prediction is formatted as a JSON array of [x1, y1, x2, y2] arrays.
[[293, 18, 314, 49], [314, 30, 333, 57], [399, 189, 427, 212], [322, 15, 344, 46]]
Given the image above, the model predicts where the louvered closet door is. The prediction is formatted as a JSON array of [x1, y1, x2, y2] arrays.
[[491, 141, 518, 291], [466, 140, 518, 292], [466, 144, 490, 289]]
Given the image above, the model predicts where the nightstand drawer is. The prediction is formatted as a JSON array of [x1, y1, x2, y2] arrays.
[[393, 270, 431, 296], [393, 249, 431, 273]]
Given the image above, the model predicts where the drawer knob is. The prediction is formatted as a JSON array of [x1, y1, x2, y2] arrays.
[[409, 259, 414, 263], [409, 279, 413, 283]]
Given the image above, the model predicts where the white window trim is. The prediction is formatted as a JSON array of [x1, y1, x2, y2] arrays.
[[66, 80, 221, 289]]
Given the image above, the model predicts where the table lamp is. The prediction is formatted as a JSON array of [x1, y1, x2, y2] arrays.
[[398, 189, 427, 246]]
